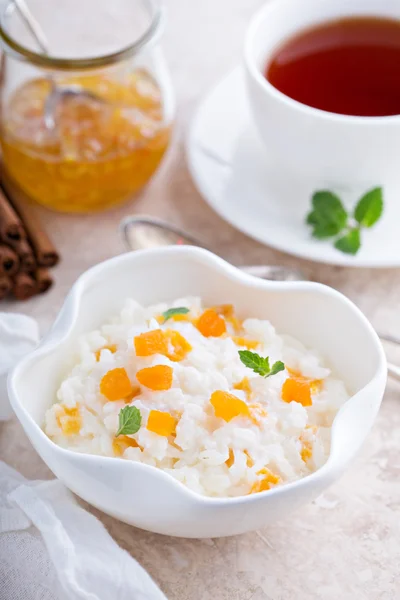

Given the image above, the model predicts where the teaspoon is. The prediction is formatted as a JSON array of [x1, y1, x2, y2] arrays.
[[120, 215, 306, 282]]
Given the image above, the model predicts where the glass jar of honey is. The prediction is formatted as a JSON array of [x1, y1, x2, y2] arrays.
[[0, 0, 174, 212]]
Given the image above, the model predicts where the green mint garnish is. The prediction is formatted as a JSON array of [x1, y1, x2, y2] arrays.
[[162, 307, 190, 322], [354, 187, 383, 228], [307, 191, 347, 239], [238, 350, 285, 379], [334, 228, 361, 255], [306, 186, 383, 255], [116, 405, 142, 437]]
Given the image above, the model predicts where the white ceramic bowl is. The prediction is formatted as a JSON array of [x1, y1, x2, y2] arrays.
[[8, 247, 386, 538], [244, 0, 400, 206]]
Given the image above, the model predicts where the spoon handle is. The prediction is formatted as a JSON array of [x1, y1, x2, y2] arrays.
[[378, 332, 400, 346], [14, 0, 49, 53], [241, 264, 306, 282], [120, 216, 307, 282], [388, 363, 400, 381]]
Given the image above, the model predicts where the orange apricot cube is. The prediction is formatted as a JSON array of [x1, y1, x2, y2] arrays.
[[232, 336, 259, 350], [310, 379, 323, 393], [210, 390, 250, 422], [244, 450, 254, 468], [136, 365, 173, 391], [147, 409, 177, 436], [214, 304, 242, 333], [57, 405, 82, 435], [165, 329, 192, 362], [113, 435, 141, 456], [197, 309, 226, 337], [95, 344, 117, 361], [134, 329, 168, 357], [301, 442, 313, 463], [214, 304, 235, 317], [233, 377, 252, 398], [251, 468, 280, 493], [100, 367, 133, 401], [124, 385, 141, 403], [225, 448, 235, 468], [282, 377, 312, 407], [286, 368, 323, 394]]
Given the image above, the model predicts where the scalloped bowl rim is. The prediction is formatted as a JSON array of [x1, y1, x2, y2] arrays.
[[8, 246, 387, 507]]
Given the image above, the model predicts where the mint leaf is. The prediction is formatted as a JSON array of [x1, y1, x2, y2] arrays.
[[116, 405, 142, 437], [354, 187, 383, 228], [239, 350, 270, 376], [238, 350, 284, 379], [334, 228, 361, 255], [307, 191, 348, 239], [267, 361, 285, 378], [162, 307, 190, 322]]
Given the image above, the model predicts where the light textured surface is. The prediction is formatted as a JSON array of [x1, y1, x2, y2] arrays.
[[1, 0, 399, 598]]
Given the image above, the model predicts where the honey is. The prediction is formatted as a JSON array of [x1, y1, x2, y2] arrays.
[[0, 70, 171, 212]]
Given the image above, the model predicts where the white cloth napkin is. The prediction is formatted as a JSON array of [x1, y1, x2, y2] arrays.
[[0, 313, 167, 600], [0, 312, 39, 420]]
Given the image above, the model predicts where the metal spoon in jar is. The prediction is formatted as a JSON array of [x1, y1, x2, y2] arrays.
[[13, 0, 105, 129], [120, 215, 400, 380]]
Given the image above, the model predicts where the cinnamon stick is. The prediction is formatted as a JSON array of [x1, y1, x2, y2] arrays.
[[13, 272, 37, 301], [1, 172, 59, 267], [0, 274, 12, 300], [0, 185, 25, 244], [0, 244, 19, 276], [35, 267, 53, 294], [8, 237, 36, 272]]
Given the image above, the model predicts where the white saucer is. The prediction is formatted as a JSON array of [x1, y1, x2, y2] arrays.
[[187, 67, 400, 268]]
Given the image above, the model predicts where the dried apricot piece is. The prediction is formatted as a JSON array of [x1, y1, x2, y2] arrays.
[[301, 442, 313, 463], [134, 329, 168, 357], [214, 304, 242, 332], [165, 329, 192, 362], [100, 367, 133, 401], [113, 435, 141, 456], [95, 344, 117, 361], [233, 377, 252, 399], [306, 424, 318, 434], [225, 448, 235, 468], [147, 409, 177, 436], [286, 367, 300, 378], [136, 365, 173, 391], [210, 390, 250, 422], [282, 377, 312, 407], [56, 405, 82, 435], [156, 313, 191, 324], [310, 379, 323, 393], [250, 467, 280, 493], [124, 385, 141, 403], [244, 450, 254, 468], [300, 427, 317, 462], [197, 309, 227, 337], [286, 368, 323, 394], [248, 402, 268, 425], [232, 336, 259, 350]]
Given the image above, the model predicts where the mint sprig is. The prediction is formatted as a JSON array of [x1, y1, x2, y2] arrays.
[[306, 187, 383, 255], [334, 228, 361, 255], [354, 187, 383, 228], [238, 350, 285, 379], [116, 405, 142, 437], [162, 307, 190, 322], [307, 191, 347, 239]]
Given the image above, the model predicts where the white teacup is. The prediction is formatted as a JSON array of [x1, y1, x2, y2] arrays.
[[244, 0, 400, 196]]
